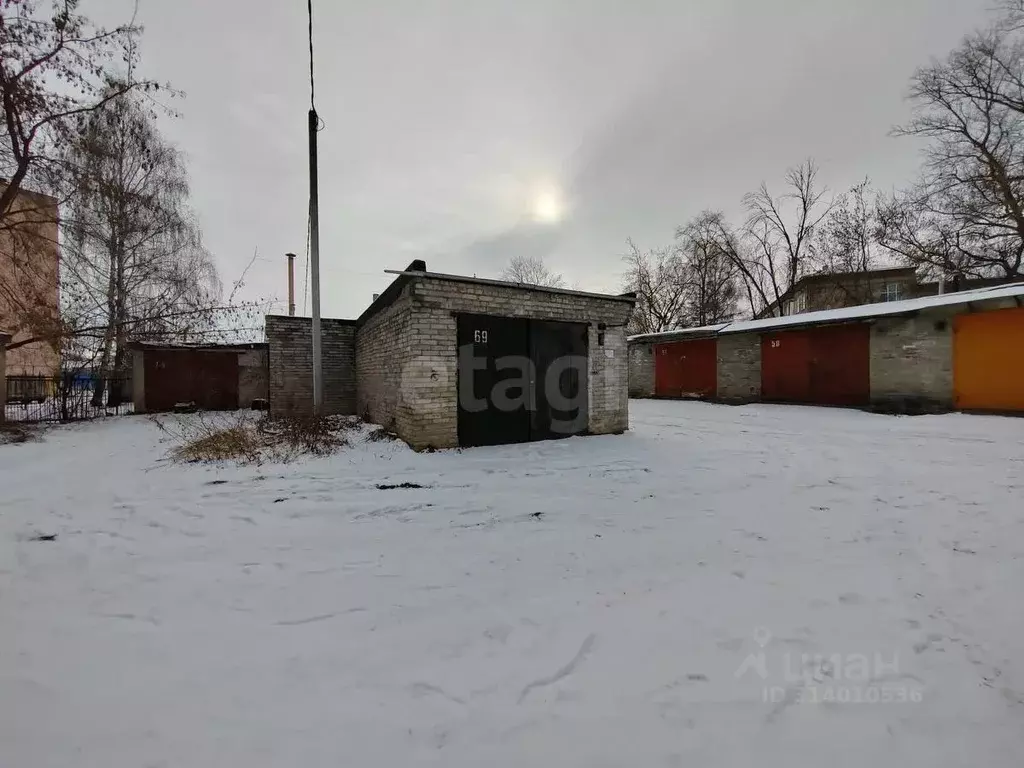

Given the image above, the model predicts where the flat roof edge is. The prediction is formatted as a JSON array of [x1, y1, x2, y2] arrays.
[[389, 269, 638, 304]]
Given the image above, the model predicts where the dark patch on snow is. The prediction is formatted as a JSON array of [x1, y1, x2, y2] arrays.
[[273, 497, 287, 503], [530, 511, 544, 519], [205, 480, 229, 486], [30, 533, 57, 542], [376, 482, 425, 490]]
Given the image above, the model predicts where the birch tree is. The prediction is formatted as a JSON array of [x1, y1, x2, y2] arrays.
[[1, 0, 159, 223], [62, 91, 220, 404]]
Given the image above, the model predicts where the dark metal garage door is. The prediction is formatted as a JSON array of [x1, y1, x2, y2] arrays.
[[456, 314, 589, 447], [457, 315, 531, 447], [144, 349, 239, 412], [529, 320, 589, 440]]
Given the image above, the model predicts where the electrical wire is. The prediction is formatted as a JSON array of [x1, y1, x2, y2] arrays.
[[308, 0, 316, 110], [307, 0, 326, 132]]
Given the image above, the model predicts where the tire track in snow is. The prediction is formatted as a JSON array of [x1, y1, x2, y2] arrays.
[[518, 633, 597, 704]]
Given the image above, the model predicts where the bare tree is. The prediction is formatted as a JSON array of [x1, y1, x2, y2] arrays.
[[621, 238, 688, 335], [59, 91, 220, 404], [0, 0, 160, 223], [675, 212, 740, 325], [875, 192, 977, 281], [816, 180, 877, 274], [810, 178, 897, 303], [739, 159, 834, 316], [999, 0, 1024, 31], [890, 27, 1024, 280], [501, 254, 565, 288]]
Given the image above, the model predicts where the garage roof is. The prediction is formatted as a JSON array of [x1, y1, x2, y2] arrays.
[[359, 260, 637, 327], [628, 283, 1024, 342], [628, 324, 729, 343]]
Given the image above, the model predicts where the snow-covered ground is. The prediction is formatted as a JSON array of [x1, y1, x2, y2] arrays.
[[2, 401, 1024, 767]]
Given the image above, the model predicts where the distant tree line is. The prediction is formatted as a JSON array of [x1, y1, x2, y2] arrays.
[[622, 1, 1024, 333]]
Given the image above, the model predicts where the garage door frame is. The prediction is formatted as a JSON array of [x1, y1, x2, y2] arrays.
[[456, 313, 590, 447]]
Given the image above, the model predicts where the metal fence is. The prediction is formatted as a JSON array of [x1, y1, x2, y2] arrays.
[[4, 374, 134, 423]]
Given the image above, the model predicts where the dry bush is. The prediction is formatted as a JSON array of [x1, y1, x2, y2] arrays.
[[0, 422, 40, 445], [254, 414, 352, 461], [365, 425, 400, 443], [153, 411, 353, 465]]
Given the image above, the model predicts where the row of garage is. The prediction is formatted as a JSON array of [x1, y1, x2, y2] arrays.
[[630, 285, 1024, 413]]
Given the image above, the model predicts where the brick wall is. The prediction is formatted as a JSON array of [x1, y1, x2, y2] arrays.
[[0, 184, 60, 376], [628, 340, 655, 397], [354, 286, 414, 432], [355, 277, 634, 449], [238, 349, 269, 408], [266, 315, 356, 416], [870, 312, 953, 408], [588, 324, 630, 434], [717, 332, 761, 401]]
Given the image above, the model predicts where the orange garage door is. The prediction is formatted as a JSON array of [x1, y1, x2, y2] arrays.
[[953, 306, 1024, 412]]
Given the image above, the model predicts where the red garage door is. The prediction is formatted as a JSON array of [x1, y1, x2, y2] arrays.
[[761, 324, 870, 406], [654, 338, 717, 399], [761, 329, 811, 402], [144, 350, 239, 412]]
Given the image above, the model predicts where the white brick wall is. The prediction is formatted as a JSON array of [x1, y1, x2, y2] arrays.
[[870, 312, 954, 407], [355, 286, 415, 433], [717, 333, 761, 402], [628, 341, 655, 397], [355, 276, 634, 449], [267, 316, 356, 416]]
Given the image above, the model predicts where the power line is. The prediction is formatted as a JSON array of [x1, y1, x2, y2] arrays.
[[307, 0, 325, 131], [308, 0, 316, 110]]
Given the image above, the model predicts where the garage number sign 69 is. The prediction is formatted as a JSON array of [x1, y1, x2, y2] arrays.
[[474, 330, 489, 344]]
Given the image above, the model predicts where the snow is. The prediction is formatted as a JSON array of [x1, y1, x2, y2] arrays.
[[3, 401, 1024, 767], [627, 323, 729, 343], [721, 282, 1024, 335]]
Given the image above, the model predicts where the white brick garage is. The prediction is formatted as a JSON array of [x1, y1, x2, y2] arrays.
[[355, 263, 635, 449]]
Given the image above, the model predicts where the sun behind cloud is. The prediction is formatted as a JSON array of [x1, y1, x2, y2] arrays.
[[531, 185, 565, 224]]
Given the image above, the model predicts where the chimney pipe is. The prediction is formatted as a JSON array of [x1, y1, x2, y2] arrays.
[[286, 253, 296, 316]]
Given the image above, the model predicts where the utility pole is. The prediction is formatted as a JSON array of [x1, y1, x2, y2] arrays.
[[307, 0, 323, 414]]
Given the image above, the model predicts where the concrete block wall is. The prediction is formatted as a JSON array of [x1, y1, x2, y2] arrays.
[[717, 333, 761, 402], [369, 277, 634, 449], [869, 312, 954, 407], [266, 315, 356, 416], [354, 286, 414, 433], [628, 341, 655, 397]]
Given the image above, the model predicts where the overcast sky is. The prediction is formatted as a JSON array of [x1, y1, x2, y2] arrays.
[[96, 0, 993, 319]]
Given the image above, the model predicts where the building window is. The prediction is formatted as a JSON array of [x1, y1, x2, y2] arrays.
[[882, 282, 902, 302], [793, 293, 807, 313]]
